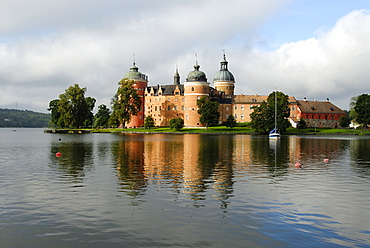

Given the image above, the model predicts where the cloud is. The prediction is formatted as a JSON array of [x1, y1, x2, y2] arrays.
[[1, 1, 369, 113], [0, 0, 288, 112], [234, 9, 370, 110]]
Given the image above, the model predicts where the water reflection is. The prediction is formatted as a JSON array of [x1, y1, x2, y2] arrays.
[[350, 138, 370, 178], [114, 134, 147, 199], [50, 137, 93, 183], [48, 134, 369, 198]]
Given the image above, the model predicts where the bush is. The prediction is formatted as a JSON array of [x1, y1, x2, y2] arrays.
[[169, 117, 184, 131]]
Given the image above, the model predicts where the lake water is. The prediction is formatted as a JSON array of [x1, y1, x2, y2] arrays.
[[1, 128, 370, 248]]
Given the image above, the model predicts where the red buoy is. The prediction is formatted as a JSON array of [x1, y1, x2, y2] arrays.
[[295, 162, 302, 168], [56, 152, 62, 157]]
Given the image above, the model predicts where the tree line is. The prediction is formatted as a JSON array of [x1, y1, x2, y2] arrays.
[[48, 81, 370, 132], [0, 108, 51, 127]]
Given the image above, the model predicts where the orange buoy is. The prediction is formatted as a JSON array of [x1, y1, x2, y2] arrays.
[[56, 152, 62, 157]]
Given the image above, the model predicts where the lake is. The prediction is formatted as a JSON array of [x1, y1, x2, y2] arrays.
[[1, 128, 370, 247]]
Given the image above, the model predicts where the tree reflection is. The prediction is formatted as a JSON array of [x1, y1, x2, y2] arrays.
[[113, 134, 147, 199], [350, 139, 370, 178], [50, 140, 93, 183]]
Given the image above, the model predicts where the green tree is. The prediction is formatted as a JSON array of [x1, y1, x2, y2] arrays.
[[169, 117, 184, 131], [297, 119, 307, 129], [197, 97, 220, 131], [144, 115, 155, 129], [339, 110, 351, 128], [94, 104, 111, 128], [49, 84, 96, 128], [225, 114, 237, 128], [48, 99, 61, 127], [111, 79, 141, 127], [250, 91, 290, 134], [354, 94, 370, 129]]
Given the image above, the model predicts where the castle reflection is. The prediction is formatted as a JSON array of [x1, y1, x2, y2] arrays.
[[112, 134, 349, 205]]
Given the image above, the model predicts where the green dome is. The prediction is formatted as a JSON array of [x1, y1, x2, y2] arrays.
[[213, 54, 235, 82], [186, 63, 207, 82], [124, 63, 146, 80]]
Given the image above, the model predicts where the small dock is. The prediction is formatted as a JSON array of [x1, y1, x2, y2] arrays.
[[44, 129, 92, 134]]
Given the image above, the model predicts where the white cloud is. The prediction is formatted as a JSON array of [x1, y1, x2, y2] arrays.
[[0, 1, 369, 112], [234, 9, 370, 110]]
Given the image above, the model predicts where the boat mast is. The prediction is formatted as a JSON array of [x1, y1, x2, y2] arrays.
[[274, 90, 277, 129]]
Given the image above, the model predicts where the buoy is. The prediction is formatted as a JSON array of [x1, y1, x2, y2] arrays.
[[324, 158, 330, 163], [56, 152, 62, 157], [295, 162, 302, 168]]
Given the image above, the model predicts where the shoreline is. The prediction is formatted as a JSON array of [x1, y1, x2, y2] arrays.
[[43, 129, 370, 136]]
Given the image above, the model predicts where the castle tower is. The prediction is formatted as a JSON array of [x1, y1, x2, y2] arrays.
[[184, 60, 210, 127], [213, 53, 235, 96], [174, 66, 180, 85], [123, 61, 148, 128]]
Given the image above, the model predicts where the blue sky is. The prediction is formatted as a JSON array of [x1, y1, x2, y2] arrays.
[[1, 0, 370, 112]]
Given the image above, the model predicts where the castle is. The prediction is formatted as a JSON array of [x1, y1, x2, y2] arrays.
[[121, 54, 345, 129]]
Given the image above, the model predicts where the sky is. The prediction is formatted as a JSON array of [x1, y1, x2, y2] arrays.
[[1, 0, 370, 113]]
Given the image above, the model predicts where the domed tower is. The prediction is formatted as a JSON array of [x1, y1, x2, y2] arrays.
[[122, 61, 148, 128], [213, 53, 235, 96], [184, 60, 210, 127]]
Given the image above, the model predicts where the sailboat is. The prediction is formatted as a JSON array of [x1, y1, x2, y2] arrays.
[[269, 90, 281, 139]]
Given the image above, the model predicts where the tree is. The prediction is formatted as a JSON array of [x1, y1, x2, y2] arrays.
[[111, 79, 141, 127], [197, 97, 220, 131], [144, 115, 155, 129], [48, 84, 96, 128], [169, 117, 184, 131], [297, 119, 307, 129], [339, 115, 351, 129], [354, 94, 370, 129], [48, 99, 61, 127], [250, 91, 290, 134], [94, 104, 111, 128], [225, 114, 237, 128]]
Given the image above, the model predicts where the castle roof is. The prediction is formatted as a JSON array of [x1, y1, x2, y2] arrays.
[[213, 54, 235, 82], [297, 100, 345, 114], [124, 62, 148, 81], [233, 94, 297, 104], [186, 62, 207, 82], [147, 84, 184, 96]]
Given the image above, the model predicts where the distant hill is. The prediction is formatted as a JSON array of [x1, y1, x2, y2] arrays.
[[0, 108, 51, 128]]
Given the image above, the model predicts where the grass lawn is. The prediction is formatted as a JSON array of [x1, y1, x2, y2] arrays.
[[92, 126, 370, 135]]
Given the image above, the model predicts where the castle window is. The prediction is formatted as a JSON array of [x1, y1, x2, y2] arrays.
[[168, 106, 171, 111], [226, 114, 229, 119], [241, 105, 244, 111], [235, 114, 237, 119], [241, 114, 244, 120], [226, 106, 229, 111], [235, 105, 238, 110], [192, 87, 194, 91], [182, 105, 184, 110], [155, 106, 157, 111]]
